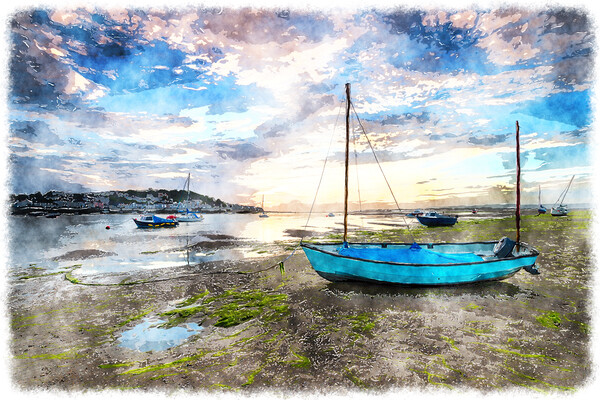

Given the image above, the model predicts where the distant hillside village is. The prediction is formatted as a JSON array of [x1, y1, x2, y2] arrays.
[[9, 189, 262, 216]]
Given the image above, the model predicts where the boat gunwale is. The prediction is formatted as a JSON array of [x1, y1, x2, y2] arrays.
[[300, 240, 539, 267]]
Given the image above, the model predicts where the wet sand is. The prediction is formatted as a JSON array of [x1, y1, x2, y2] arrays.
[[8, 212, 594, 393]]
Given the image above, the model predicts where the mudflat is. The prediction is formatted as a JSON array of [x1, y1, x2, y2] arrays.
[[8, 212, 593, 393]]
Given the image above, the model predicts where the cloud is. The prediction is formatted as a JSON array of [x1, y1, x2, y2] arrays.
[[215, 141, 271, 161], [10, 120, 64, 145]]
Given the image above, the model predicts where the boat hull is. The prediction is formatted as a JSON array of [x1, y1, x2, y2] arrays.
[[133, 216, 179, 228], [550, 207, 568, 216], [177, 212, 203, 222], [301, 241, 539, 286], [416, 215, 457, 226]]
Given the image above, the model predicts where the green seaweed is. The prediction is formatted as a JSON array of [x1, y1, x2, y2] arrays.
[[477, 343, 556, 361], [242, 364, 264, 386], [288, 349, 311, 368], [120, 352, 207, 376], [343, 367, 368, 388], [159, 289, 289, 328], [536, 311, 562, 329], [343, 312, 378, 334], [98, 362, 136, 369]]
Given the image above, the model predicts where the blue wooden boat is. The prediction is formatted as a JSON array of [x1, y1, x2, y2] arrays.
[[133, 215, 179, 228], [302, 240, 539, 285], [537, 185, 547, 214], [416, 211, 458, 227], [300, 84, 539, 286]]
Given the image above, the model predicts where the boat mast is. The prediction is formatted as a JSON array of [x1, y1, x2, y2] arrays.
[[343, 83, 351, 244], [516, 121, 521, 245], [560, 175, 575, 205], [186, 173, 191, 205]]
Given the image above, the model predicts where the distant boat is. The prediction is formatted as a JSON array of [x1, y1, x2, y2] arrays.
[[133, 215, 179, 228], [300, 84, 539, 285], [405, 209, 424, 217], [177, 209, 203, 222], [45, 212, 60, 218], [537, 185, 547, 214], [177, 173, 203, 222], [326, 212, 335, 217], [471, 209, 478, 214], [416, 211, 458, 227], [259, 195, 269, 218], [550, 176, 574, 217]]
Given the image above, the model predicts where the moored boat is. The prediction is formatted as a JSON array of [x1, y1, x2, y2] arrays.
[[133, 215, 179, 228], [550, 176, 574, 217], [300, 83, 540, 285], [406, 209, 424, 217], [302, 240, 539, 285], [259, 194, 269, 218], [177, 173, 203, 222], [177, 209, 203, 222], [537, 185, 547, 214], [416, 211, 458, 227]]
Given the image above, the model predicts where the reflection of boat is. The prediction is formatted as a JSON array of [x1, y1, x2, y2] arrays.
[[177, 173, 203, 222], [133, 215, 179, 228], [405, 209, 423, 217], [550, 176, 574, 217], [416, 212, 458, 227], [300, 83, 539, 285], [259, 195, 269, 218]]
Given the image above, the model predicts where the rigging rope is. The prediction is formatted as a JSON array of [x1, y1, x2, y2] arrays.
[[300, 99, 345, 240], [350, 101, 415, 240]]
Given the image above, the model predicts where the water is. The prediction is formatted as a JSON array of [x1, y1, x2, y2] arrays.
[[7, 209, 512, 277], [118, 317, 203, 352]]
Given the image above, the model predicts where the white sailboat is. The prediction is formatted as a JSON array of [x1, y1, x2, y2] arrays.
[[550, 175, 575, 217], [177, 173, 203, 222], [259, 194, 269, 218]]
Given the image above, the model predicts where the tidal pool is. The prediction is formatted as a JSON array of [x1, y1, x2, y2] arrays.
[[118, 317, 203, 352]]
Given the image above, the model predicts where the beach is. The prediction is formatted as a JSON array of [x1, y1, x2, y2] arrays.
[[7, 211, 593, 393]]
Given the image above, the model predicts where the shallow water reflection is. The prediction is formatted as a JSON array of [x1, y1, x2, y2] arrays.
[[118, 317, 203, 352]]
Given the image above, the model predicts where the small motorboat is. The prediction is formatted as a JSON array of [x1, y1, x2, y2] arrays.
[[133, 215, 179, 228], [416, 211, 458, 227]]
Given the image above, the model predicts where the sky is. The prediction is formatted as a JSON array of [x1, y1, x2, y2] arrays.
[[3, 1, 596, 211]]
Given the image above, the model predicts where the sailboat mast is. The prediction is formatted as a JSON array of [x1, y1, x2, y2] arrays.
[[560, 175, 575, 204], [516, 121, 521, 244], [185, 173, 191, 205], [343, 83, 351, 244]]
